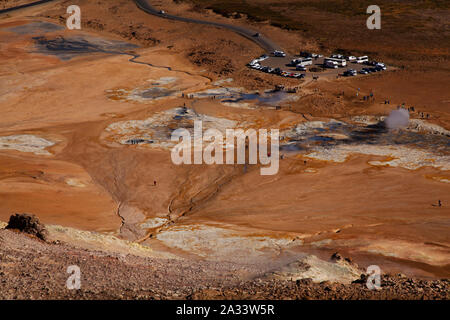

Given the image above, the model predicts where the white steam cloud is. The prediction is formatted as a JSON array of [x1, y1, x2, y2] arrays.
[[385, 108, 409, 129]]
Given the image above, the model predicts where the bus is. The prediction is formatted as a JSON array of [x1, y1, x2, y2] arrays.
[[324, 57, 347, 67], [295, 58, 313, 67]]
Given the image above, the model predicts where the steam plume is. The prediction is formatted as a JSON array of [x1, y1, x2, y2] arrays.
[[385, 108, 409, 129]]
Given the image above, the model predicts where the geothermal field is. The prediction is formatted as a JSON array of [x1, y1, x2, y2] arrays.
[[0, 0, 449, 302]]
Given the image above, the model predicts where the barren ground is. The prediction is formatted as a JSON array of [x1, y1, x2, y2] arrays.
[[0, 0, 449, 299]]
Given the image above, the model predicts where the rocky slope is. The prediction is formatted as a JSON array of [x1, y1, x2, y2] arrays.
[[0, 220, 448, 300]]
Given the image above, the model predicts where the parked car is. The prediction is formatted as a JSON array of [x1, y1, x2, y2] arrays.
[[273, 50, 286, 57], [359, 69, 369, 75], [324, 60, 338, 69], [296, 65, 307, 71], [346, 56, 357, 61], [343, 69, 357, 77], [159, 10, 165, 14], [289, 58, 301, 66], [375, 63, 386, 70], [366, 60, 379, 66], [331, 54, 344, 59]]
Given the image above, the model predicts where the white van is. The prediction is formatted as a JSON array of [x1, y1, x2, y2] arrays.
[[356, 56, 369, 64]]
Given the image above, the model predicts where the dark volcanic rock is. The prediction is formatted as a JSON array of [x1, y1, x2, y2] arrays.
[[6, 213, 48, 241], [331, 252, 343, 261]]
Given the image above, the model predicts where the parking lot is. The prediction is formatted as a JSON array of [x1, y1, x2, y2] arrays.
[[250, 53, 389, 80]]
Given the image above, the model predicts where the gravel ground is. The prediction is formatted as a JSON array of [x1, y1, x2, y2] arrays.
[[0, 228, 448, 300], [0, 229, 259, 299], [190, 276, 449, 300]]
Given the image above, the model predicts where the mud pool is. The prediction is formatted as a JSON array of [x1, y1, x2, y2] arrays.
[[103, 107, 241, 149], [192, 87, 298, 109], [106, 77, 181, 103], [4, 21, 64, 34], [32, 35, 138, 60], [281, 118, 450, 171]]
